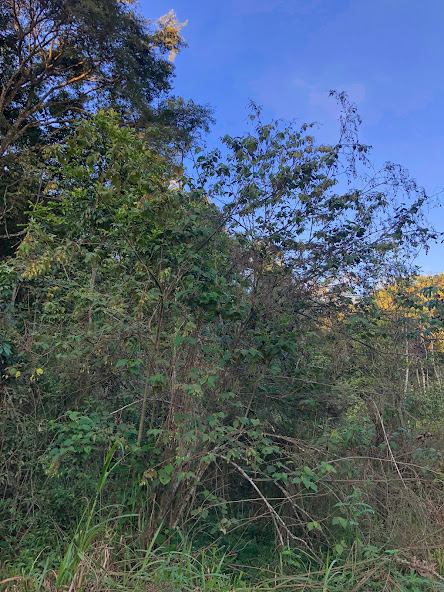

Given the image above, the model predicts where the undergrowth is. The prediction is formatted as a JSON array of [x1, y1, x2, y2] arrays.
[[2, 442, 444, 592]]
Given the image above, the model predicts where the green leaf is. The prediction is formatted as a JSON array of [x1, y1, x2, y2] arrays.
[[149, 374, 168, 385], [332, 517, 348, 528], [0, 341, 11, 356], [335, 544, 344, 556], [302, 476, 311, 489], [158, 469, 172, 485]]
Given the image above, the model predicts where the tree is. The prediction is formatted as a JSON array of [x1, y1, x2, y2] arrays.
[[1, 104, 440, 555], [0, 0, 183, 158], [204, 99, 433, 296], [0, 110, 230, 539], [0, 1, 212, 256]]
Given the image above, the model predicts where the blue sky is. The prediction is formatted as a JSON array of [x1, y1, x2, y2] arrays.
[[141, 0, 443, 274]]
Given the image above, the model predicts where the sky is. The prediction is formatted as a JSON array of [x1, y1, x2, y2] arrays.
[[141, 0, 444, 274]]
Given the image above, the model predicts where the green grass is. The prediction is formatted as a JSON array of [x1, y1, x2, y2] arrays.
[[3, 538, 444, 592], [2, 444, 444, 592]]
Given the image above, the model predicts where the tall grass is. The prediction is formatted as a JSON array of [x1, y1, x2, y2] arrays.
[[2, 440, 444, 592], [55, 440, 128, 588], [3, 535, 444, 591]]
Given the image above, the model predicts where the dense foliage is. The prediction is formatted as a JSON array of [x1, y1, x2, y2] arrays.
[[0, 0, 212, 255], [0, 3, 443, 592]]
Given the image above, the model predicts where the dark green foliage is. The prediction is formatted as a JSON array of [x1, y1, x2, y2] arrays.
[[0, 0, 213, 256], [0, 0, 173, 157], [0, 104, 443, 591]]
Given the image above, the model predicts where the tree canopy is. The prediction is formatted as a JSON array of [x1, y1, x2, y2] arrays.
[[0, 0, 182, 157], [0, 0, 212, 256]]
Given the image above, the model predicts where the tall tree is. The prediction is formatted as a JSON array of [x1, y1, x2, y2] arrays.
[[0, 1, 212, 256], [0, 0, 183, 158]]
